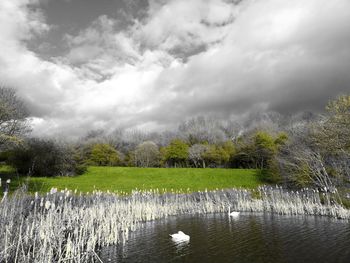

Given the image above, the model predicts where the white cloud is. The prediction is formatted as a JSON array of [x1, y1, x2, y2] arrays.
[[140, 0, 350, 117], [1, 0, 350, 138], [64, 15, 141, 70], [135, 0, 237, 54]]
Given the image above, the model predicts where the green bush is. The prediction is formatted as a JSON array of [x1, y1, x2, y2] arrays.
[[88, 143, 120, 166], [260, 159, 282, 184], [162, 139, 189, 167]]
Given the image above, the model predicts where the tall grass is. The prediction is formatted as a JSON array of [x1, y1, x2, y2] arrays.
[[0, 186, 349, 262]]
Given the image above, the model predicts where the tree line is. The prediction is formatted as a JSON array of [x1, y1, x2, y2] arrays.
[[0, 85, 349, 192]]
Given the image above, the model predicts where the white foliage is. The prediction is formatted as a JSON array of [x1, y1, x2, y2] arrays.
[[0, 186, 349, 262]]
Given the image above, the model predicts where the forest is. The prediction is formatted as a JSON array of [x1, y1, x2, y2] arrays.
[[1, 86, 349, 195]]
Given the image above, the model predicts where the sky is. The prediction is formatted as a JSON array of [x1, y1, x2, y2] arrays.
[[0, 0, 349, 138]]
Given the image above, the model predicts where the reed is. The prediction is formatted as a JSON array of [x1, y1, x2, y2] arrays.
[[0, 185, 349, 262]]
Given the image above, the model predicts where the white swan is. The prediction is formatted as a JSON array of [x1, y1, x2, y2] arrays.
[[170, 231, 190, 242], [228, 207, 240, 217]]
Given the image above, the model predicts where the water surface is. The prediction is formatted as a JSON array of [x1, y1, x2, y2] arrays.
[[100, 213, 350, 263]]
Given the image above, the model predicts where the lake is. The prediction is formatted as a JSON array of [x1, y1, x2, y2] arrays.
[[99, 212, 350, 263]]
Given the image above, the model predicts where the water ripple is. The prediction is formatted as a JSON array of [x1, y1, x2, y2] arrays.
[[100, 213, 350, 263]]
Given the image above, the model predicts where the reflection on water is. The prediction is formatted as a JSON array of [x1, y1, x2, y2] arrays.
[[99, 213, 350, 263]]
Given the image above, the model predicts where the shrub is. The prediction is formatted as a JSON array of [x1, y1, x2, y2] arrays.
[[88, 143, 120, 166], [8, 138, 86, 177], [260, 158, 282, 184], [162, 139, 189, 167]]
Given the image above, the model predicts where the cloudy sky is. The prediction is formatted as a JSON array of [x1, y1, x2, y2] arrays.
[[0, 0, 349, 137]]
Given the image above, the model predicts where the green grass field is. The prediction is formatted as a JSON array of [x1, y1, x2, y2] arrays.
[[1, 166, 262, 194]]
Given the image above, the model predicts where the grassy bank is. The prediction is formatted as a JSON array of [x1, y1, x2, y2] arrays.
[[0, 165, 22, 194], [2, 166, 262, 194]]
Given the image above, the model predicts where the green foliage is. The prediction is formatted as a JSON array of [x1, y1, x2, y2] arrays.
[[0, 164, 14, 173], [253, 132, 287, 183], [222, 140, 236, 156], [292, 162, 313, 188], [187, 140, 236, 168], [89, 143, 120, 166], [232, 131, 289, 184], [71, 149, 88, 175], [293, 95, 350, 190], [324, 94, 350, 151], [326, 94, 350, 116], [203, 144, 230, 167], [251, 131, 278, 169], [311, 95, 350, 154], [123, 151, 134, 167], [341, 198, 350, 209], [274, 132, 288, 147], [260, 159, 282, 184], [162, 139, 189, 167], [0, 150, 11, 162], [254, 131, 277, 152]]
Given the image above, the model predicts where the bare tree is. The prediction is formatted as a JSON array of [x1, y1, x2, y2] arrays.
[[278, 122, 340, 193], [310, 95, 350, 182], [243, 111, 284, 133], [188, 144, 209, 168], [0, 86, 29, 149], [178, 116, 227, 144], [134, 141, 160, 167], [281, 145, 336, 192]]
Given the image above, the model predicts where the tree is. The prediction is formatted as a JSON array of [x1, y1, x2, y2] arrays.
[[0, 86, 29, 149], [231, 136, 256, 168], [178, 116, 227, 144], [277, 95, 350, 191], [134, 141, 160, 167], [162, 139, 189, 167], [89, 143, 120, 166], [251, 131, 287, 169], [230, 130, 287, 183], [222, 140, 235, 155], [188, 144, 209, 168], [305, 94, 350, 187], [253, 131, 277, 169], [202, 144, 230, 167], [9, 138, 86, 177], [277, 133, 337, 191], [222, 140, 236, 166], [252, 131, 287, 182], [312, 95, 350, 153], [188, 141, 235, 168]]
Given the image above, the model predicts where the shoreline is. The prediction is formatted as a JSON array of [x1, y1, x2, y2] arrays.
[[0, 186, 349, 262]]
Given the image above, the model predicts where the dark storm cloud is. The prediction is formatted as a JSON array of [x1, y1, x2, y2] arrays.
[[0, 0, 350, 137], [29, 0, 149, 60], [134, 0, 350, 125]]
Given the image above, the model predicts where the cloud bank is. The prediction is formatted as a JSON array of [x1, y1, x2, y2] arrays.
[[0, 0, 350, 138]]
